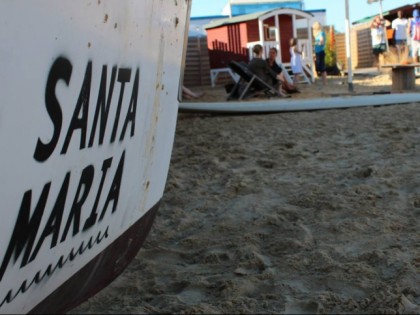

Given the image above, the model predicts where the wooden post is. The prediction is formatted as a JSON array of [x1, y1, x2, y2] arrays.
[[391, 67, 415, 90]]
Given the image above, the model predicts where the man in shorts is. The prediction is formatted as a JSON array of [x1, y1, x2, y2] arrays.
[[391, 10, 407, 60], [408, 9, 420, 63], [370, 16, 386, 70]]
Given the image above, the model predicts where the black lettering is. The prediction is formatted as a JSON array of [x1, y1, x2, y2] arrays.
[[33, 57, 72, 162], [83, 157, 113, 231], [110, 69, 131, 143], [120, 68, 139, 141], [61, 61, 92, 154], [99, 151, 125, 221], [60, 165, 94, 243], [29, 173, 71, 263], [0, 184, 51, 281], [88, 65, 117, 147]]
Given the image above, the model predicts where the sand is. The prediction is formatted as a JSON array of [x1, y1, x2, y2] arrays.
[[71, 73, 420, 314], [182, 70, 420, 103]]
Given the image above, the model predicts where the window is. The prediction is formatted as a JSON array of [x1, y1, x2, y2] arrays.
[[269, 27, 277, 40]]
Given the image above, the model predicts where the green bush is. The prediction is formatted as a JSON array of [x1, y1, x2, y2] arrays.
[[325, 28, 337, 67]]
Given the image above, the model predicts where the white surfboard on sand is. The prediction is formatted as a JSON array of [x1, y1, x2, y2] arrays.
[[179, 93, 420, 114]]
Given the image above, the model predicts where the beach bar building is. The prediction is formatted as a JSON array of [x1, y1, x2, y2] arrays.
[[344, 2, 420, 69], [204, 8, 315, 85]]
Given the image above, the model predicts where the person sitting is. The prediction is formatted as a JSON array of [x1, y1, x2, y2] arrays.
[[248, 44, 289, 97], [267, 47, 300, 93], [182, 85, 205, 100]]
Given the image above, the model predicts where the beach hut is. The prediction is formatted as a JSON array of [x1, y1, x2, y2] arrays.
[[225, 0, 304, 16], [204, 8, 315, 85]]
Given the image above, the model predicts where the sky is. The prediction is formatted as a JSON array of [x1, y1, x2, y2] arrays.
[[191, 0, 414, 32]]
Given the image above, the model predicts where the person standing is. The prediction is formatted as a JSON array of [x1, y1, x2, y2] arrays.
[[408, 9, 420, 63], [312, 22, 327, 85], [370, 16, 387, 71], [289, 37, 303, 86], [391, 10, 408, 61]]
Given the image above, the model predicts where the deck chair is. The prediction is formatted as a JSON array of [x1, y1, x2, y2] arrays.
[[227, 61, 279, 101]]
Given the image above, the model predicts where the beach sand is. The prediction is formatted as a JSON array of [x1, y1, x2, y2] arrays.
[[71, 74, 420, 314], [182, 70, 420, 103]]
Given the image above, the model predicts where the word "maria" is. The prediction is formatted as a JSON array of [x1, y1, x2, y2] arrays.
[[0, 151, 125, 282]]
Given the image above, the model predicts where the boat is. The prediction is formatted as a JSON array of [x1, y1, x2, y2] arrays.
[[0, 0, 191, 313]]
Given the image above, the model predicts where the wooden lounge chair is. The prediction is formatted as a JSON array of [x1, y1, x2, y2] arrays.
[[227, 61, 281, 101]]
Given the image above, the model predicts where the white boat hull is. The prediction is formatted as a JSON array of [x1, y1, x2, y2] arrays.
[[179, 93, 420, 113], [0, 1, 190, 313]]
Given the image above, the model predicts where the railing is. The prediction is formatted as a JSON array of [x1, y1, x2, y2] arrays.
[[299, 39, 312, 64]]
